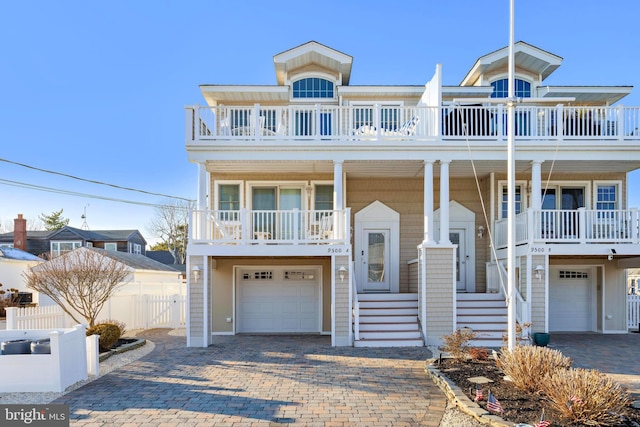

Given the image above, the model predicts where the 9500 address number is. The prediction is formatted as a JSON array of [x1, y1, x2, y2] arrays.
[[530, 247, 550, 253], [327, 247, 350, 254]]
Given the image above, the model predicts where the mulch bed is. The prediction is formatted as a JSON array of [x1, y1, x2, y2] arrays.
[[437, 357, 640, 426], [99, 338, 138, 354]]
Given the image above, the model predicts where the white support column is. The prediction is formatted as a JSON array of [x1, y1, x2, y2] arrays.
[[424, 161, 435, 244], [333, 160, 344, 210], [439, 160, 451, 244], [531, 161, 542, 211], [197, 162, 208, 210]]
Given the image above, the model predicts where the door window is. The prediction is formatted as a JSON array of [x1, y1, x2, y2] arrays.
[[367, 232, 386, 283]]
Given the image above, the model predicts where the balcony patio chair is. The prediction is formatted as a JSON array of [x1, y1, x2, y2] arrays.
[[212, 217, 241, 242], [354, 116, 420, 136], [307, 214, 333, 241]]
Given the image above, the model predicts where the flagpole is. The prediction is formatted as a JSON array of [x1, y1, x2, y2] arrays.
[[507, 0, 516, 351]]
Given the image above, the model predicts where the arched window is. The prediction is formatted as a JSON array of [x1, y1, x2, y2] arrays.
[[491, 78, 531, 98], [292, 77, 334, 99]]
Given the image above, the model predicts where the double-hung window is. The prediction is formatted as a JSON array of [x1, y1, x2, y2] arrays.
[[218, 184, 241, 221], [499, 182, 524, 219], [596, 184, 618, 211]]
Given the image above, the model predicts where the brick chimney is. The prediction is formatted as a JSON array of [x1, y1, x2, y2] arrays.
[[13, 214, 27, 251]]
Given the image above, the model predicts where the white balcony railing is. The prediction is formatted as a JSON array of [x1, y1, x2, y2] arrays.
[[186, 104, 640, 143], [190, 208, 350, 245], [495, 208, 640, 247]]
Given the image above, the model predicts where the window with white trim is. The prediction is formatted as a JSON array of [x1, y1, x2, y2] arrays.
[[314, 185, 334, 211], [131, 243, 142, 254], [596, 184, 618, 211], [218, 183, 241, 221], [499, 182, 525, 219], [104, 243, 117, 251], [51, 241, 81, 257]]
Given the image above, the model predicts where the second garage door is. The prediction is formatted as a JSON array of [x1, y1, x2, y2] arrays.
[[549, 267, 595, 332], [237, 267, 321, 333]]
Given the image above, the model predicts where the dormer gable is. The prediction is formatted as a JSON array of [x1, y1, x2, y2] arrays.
[[461, 41, 562, 87], [273, 41, 353, 86]]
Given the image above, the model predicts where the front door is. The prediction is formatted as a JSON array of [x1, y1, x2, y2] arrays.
[[361, 229, 390, 292], [450, 230, 467, 291]]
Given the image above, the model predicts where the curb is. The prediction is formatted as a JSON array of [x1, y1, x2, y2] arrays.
[[425, 358, 512, 427], [99, 338, 146, 362]]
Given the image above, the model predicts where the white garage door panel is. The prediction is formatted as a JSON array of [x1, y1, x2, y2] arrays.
[[549, 269, 592, 332], [237, 268, 320, 333]]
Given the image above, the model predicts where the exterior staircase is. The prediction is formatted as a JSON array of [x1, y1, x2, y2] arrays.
[[456, 293, 508, 348], [354, 293, 424, 347]]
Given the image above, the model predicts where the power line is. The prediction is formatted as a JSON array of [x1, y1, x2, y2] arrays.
[[0, 178, 191, 210], [0, 157, 194, 202]]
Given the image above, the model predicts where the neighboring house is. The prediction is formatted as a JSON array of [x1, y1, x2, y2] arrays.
[[146, 250, 187, 275], [0, 246, 43, 305], [0, 215, 147, 258], [184, 40, 640, 348], [33, 246, 184, 303]]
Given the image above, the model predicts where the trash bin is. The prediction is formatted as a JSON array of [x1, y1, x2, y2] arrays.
[[30, 338, 51, 354], [1, 339, 32, 355]]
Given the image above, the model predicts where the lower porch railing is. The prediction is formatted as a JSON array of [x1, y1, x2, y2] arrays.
[[495, 208, 640, 248], [190, 208, 350, 245]]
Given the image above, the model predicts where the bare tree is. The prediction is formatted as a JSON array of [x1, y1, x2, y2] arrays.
[[23, 247, 131, 327], [147, 199, 191, 264]]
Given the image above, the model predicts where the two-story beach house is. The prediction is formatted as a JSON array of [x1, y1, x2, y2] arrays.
[[185, 41, 640, 347]]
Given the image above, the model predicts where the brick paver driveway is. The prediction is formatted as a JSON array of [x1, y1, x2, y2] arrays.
[[53, 329, 447, 426]]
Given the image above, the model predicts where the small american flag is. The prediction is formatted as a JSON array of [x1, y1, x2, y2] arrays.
[[474, 384, 483, 402], [534, 409, 551, 427], [569, 395, 584, 405], [487, 391, 504, 413]]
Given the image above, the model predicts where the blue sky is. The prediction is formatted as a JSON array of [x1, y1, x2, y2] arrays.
[[1, 1, 640, 245]]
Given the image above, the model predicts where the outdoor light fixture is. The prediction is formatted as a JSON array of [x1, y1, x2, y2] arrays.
[[608, 248, 616, 261], [191, 265, 201, 281], [477, 225, 485, 239], [338, 266, 347, 282], [534, 265, 544, 280]]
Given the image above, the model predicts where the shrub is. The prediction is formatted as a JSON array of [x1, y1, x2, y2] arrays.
[[441, 328, 476, 361], [501, 321, 532, 345], [468, 347, 489, 360], [86, 322, 122, 351], [497, 345, 572, 393], [101, 318, 127, 337], [540, 368, 630, 426]]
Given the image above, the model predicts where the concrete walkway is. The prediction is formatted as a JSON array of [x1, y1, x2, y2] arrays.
[[53, 329, 447, 426]]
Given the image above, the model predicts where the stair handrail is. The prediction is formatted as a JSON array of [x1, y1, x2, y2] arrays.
[[496, 261, 530, 339], [351, 261, 360, 341]]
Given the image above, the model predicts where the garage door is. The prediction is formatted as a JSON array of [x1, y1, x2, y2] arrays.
[[237, 267, 320, 333], [549, 268, 594, 332]]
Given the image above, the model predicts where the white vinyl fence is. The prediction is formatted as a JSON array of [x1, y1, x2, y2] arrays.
[[6, 294, 186, 331], [628, 295, 640, 330], [0, 325, 89, 392]]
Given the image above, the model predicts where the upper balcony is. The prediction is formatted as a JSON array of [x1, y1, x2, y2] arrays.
[[185, 104, 640, 145]]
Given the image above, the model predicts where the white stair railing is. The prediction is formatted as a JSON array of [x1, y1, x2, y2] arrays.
[[351, 261, 360, 341], [495, 261, 530, 339]]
